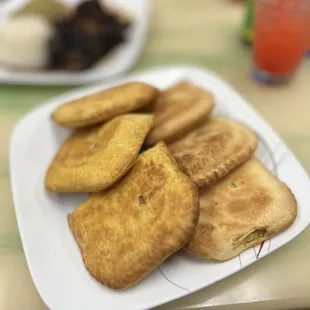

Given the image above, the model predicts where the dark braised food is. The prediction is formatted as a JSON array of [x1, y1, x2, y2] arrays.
[[49, 0, 131, 71]]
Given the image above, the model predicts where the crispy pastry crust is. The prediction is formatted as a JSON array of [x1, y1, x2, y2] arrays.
[[51, 82, 159, 128], [185, 158, 297, 261], [45, 114, 153, 192], [169, 116, 258, 187], [69, 143, 199, 289], [147, 81, 214, 145]]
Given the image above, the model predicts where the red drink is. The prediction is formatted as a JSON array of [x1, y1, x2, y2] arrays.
[[253, 0, 310, 84]]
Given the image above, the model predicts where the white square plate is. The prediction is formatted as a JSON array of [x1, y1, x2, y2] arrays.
[[10, 66, 310, 310], [0, 0, 150, 85]]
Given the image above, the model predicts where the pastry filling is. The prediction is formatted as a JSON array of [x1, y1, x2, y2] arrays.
[[233, 228, 267, 246]]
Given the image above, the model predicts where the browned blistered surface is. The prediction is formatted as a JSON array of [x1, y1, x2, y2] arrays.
[[147, 81, 214, 145], [185, 158, 297, 261], [169, 116, 258, 188], [45, 114, 153, 192], [51, 82, 159, 128], [69, 143, 199, 289]]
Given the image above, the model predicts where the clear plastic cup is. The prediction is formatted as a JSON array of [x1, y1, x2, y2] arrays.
[[252, 0, 310, 84]]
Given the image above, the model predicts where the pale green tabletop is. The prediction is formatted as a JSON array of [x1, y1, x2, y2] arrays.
[[1, 1, 310, 310]]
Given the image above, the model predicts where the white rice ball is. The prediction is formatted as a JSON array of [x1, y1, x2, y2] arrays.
[[0, 15, 54, 70]]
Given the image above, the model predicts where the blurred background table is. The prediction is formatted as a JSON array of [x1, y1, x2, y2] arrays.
[[0, 1, 309, 310]]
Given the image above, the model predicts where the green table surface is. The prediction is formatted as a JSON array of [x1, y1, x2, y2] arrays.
[[0, 1, 310, 310]]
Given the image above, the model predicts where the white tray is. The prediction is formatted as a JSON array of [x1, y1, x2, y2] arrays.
[[0, 0, 150, 85], [10, 66, 310, 310]]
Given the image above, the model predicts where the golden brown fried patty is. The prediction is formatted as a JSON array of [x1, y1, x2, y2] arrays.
[[169, 116, 258, 187], [51, 82, 159, 128], [69, 143, 199, 289], [185, 158, 297, 261], [45, 114, 153, 192]]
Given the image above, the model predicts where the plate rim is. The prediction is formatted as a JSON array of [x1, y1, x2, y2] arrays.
[[10, 65, 310, 310]]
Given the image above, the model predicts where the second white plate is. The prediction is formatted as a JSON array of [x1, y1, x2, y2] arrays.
[[0, 0, 150, 85]]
